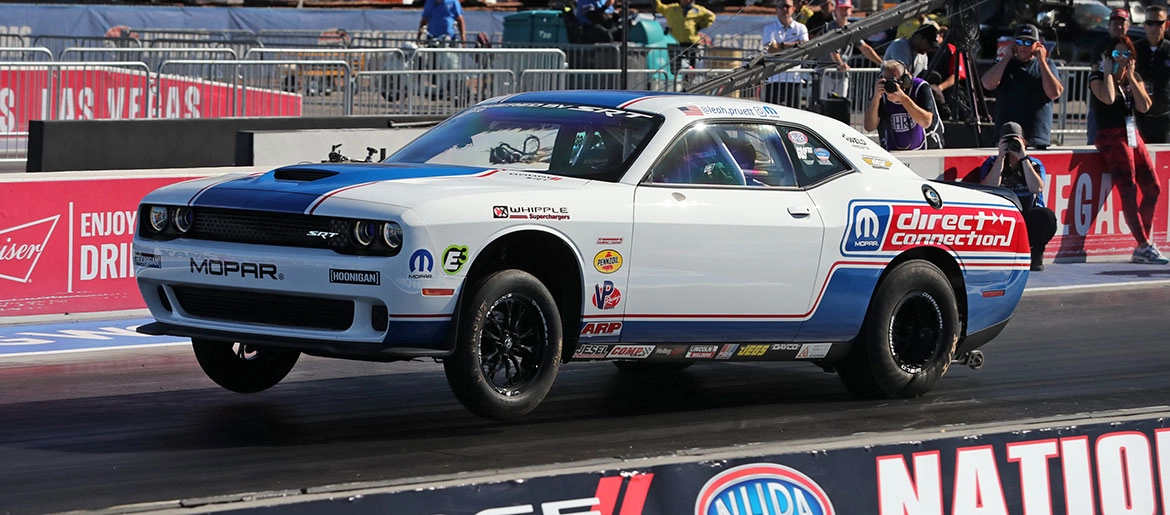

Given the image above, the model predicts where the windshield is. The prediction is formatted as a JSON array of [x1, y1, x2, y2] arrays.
[[387, 103, 661, 181]]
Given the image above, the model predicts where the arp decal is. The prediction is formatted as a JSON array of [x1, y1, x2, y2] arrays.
[[409, 249, 434, 279], [844, 203, 1024, 254], [594, 249, 623, 274], [592, 281, 621, 310], [442, 245, 469, 275], [581, 321, 623, 337], [695, 463, 835, 515]]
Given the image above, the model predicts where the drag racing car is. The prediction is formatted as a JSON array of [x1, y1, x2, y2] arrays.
[[133, 91, 1031, 420]]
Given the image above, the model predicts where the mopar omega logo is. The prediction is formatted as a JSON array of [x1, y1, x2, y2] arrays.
[[843, 204, 890, 252]]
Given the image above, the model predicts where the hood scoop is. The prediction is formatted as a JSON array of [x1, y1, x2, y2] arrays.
[[274, 168, 339, 182]]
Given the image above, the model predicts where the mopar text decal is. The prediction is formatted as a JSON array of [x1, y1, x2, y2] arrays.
[[844, 203, 1023, 253], [190, 258, 281, 280], [329, 268, 380, 285]]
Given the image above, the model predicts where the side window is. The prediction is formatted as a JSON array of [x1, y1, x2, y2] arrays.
[[720, 124, 797, 187], [778, 126, 851, 187], [646, 125, 745, 186]]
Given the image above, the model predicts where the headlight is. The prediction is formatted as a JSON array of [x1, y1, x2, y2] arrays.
[[148, 206, 169, 232], [381, 222, 402, 249], [173, 207, 194, 233], [353, 220, 377, 247]]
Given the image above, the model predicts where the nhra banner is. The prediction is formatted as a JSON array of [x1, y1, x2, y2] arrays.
[[217, 414, 1170, 514], [943, 151, 1170, 261], [0, 67, 303, 134], [0, 176, 198, 316]]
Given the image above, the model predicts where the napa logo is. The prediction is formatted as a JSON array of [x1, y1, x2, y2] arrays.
[[695, 463, 835, 515], [843, 203, 891, 252]]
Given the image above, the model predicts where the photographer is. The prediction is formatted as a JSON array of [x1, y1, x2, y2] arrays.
[[978, 122, 1057, 271], [863, 59, 943, 150]]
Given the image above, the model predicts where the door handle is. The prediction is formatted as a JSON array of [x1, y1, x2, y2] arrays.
[[787, 206, 811, 217]]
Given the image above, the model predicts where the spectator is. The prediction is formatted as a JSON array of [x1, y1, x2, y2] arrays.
[[577, 0, 618, 43], [1135, 6, 1170, 144], [977, 122, 1057, 271], [655, 0, 716, 72], [817, 0, 878, 98], [419, 0, 466, 42], [1089, 35, 1169, 264], [863, 59, 943, 150], [981, 24, 1063, 150], [762, 0, 809, 106], [895, 12, 947, 41], [1087, 9, 1130, 145], [804, 0, 833, 37], [883, 21, 939, 78]]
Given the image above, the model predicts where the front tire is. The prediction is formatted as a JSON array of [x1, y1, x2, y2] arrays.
[[444, 270, 563, 420], [837, 260, 959, 398], [192, 339, 300, 394]]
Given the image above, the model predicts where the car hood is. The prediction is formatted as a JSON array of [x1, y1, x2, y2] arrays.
[[179, 162, 591, 214]]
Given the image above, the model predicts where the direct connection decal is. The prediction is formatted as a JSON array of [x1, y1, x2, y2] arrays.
[[843, 202, 1024, 254]]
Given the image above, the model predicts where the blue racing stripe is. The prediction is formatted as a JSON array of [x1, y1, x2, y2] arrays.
[[191, 163, 489, 213]]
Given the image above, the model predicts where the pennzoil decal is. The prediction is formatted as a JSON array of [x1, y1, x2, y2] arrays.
[[843, 202, 1023, 253], [593, 249, 622, 274]]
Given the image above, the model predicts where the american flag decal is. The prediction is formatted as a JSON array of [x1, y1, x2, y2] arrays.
[[678, 105, 704, 116]]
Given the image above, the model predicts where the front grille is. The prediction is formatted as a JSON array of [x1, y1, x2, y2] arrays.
[[189, 208, 350, 250], [173, 285, 354, 331]]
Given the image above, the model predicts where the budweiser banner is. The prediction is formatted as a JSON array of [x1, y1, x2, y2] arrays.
[[0, 176, 197, 316], [944, 151, 1170, 261]]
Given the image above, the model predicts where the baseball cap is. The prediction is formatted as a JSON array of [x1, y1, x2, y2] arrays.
[[1014, 24, 1039, 41], [914, 20, 940, 44], [1110, 8, 1129, 21], [999, 122, 1024, 142], [835, 0, 852, 8]]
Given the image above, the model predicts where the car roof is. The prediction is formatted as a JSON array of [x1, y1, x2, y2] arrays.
[[494, 90, 812, 125]]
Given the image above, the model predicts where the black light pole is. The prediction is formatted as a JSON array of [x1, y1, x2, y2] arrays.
[[620, 0, 628, 89]]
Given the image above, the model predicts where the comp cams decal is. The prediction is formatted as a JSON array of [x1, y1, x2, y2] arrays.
[[842, 202, 1023, 254]]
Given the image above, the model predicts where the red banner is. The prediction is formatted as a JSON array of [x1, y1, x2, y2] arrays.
[[0, 67, 303, 134], [943, 151, 1170, 261], [0, 176, 198, 317]]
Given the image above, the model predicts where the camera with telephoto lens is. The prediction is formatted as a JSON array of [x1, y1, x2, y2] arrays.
[[1006, 139, 1023, 153], [883, 79, 898, 93]]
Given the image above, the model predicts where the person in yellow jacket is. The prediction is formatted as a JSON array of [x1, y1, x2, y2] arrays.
[[655, 0, 716, 72]]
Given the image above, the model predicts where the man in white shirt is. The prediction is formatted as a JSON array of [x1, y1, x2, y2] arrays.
[[761, 0, 809, 106]]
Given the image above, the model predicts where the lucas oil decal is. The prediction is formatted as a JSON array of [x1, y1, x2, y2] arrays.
[[843, 202, 1026, 254]]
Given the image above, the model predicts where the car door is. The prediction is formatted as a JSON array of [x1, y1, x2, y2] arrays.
[[623, 121, 826, 343]]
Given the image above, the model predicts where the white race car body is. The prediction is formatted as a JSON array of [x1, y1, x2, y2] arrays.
[[134, 91, 1029, 417]]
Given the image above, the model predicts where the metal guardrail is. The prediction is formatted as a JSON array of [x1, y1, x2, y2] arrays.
[[0, 47, 54, 62], [158, 59, 353, 117], [0, 61, 153, 159], [60, 47, 239, 72], [357, 69, 516, 116]]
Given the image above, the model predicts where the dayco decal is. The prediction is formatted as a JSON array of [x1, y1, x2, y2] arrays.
[[593, 249, 622, 274], [695, 463, 835, 515], [190, 258, 281, 279], [329, 268, 380, 285], [844, 203, 1022, 253], [0, 215, 59, 283], [876, 429, 1170, 515], [452, 473, 653, 515]]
